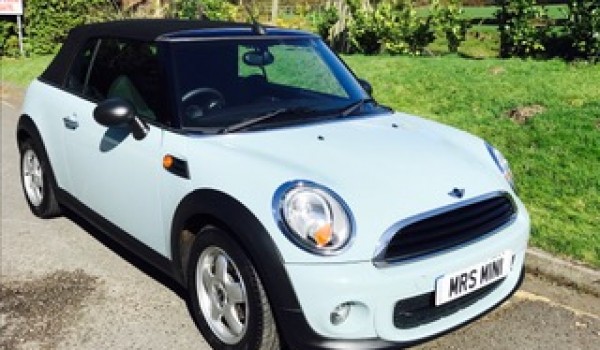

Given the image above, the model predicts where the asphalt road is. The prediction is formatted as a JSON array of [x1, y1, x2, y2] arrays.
[[1, 87, 599, 349]]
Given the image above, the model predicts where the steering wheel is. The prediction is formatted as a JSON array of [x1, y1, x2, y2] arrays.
[[182, 87, 226, 120]]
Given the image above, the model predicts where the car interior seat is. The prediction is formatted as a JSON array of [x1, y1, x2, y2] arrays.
[[107, 75, 156, 121]]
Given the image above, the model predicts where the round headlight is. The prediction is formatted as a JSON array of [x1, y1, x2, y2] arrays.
[[486, 142, 514, 189], [273, 181, 354, 255]]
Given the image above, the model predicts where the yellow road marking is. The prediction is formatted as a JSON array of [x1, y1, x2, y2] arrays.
[[514, 290, 600, 320], [2, 100, 16, 109]]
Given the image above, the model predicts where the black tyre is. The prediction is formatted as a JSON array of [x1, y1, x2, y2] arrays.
[[187, 226, 280, 350], [19, 139, 61, 218]]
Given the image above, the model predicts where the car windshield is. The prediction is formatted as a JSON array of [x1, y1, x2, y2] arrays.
[[170, 36, 387, 132]]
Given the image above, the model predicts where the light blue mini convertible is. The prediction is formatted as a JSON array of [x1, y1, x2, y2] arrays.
[[18, 19, 530, 350]]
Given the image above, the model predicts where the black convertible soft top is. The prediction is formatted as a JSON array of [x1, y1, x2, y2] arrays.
[[40, 19, 253, 86]]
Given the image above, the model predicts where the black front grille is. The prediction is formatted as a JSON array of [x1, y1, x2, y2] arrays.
[[393, 279, 504, 329], [382, 194, 516, 263]]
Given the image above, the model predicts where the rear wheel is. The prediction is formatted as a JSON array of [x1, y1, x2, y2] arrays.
[[19, 139, 61, 218], [187, 226, 280, 350]]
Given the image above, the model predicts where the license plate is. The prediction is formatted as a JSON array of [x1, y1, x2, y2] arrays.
[[435, 250, 513, 306]]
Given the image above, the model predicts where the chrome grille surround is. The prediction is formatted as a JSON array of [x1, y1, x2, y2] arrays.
[[373, 191, 517, 267]]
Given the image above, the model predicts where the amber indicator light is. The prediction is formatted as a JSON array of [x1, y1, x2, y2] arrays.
[[314, 223, 333, 247], [163, 155, 174, 169]]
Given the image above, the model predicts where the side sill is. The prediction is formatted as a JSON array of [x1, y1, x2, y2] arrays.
[[55, 188, 183, 286]]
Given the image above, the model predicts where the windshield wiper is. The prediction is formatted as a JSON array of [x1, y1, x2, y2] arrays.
[[338, 98, 393, 118], [220, 107, 314, 134], [339, 98, 376, 117]]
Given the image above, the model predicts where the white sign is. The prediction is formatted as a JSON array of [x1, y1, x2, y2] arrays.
[[0, 0, 23, 16]]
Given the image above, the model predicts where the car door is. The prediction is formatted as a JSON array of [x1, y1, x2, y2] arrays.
[[62, 38, 169, 255]]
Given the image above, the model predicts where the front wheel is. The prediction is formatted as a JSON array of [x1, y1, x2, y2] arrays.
[[187, 226, 280, 350], [19, 139, 61, 218]]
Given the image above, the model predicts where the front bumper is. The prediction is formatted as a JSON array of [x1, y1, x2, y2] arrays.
[[279, 267, 524, 350], [279, 210, 529, 348]]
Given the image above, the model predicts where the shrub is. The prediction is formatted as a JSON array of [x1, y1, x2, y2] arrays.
[[381, 1, 435, 55], [431, 0, 470, 53], [171, 0, 239, 21], [0, 19, 19, 57], [275, 3, 313, 31], [495, 0, 549, 58], [347, 1, 383, 54], [347, 0, 435, 55], [24, 0, 115, 55], [311, 6, 339, 44], [275, 16, 312, 30], [565, 0, 600, 61]]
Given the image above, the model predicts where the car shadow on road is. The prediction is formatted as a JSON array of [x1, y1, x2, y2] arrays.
[[62, 209, 188, 301]]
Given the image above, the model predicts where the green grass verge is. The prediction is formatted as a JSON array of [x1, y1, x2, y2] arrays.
[[1, 54, 599, 267], [1, 55, 53, 87], [344, 55, 600, 267]]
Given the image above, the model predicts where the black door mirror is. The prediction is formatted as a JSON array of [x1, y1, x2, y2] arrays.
[[357, 78, 373, 96], [94, 98, 135, 126], [94, 98, 149, 140]]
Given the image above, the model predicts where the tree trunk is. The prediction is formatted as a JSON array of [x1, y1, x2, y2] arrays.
[[271, 0, 279, 23]]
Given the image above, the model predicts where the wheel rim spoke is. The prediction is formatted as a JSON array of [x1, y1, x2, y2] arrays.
[[223, 305, 243, 335], [215, 254, 228, 282], [201, 267, 214, 292], [27, 154, 35, 169], [210, 297, 222, 321]]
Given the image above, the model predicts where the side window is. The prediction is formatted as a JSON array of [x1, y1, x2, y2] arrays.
[[65, 39, 98, 94], [86, 39, 162, 122]]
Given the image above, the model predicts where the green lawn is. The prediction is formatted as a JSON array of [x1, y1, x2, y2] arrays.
[[461, 5, 568, 20], [417, 5, 568, 19], [2, 54, 599, 268], [428, 25, 500, 58]]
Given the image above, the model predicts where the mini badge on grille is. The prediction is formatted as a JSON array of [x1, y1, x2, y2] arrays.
[[448, 188, 465, 199]]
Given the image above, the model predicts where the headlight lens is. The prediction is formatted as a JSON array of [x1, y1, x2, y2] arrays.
[[486, 142, 514, 189], [273, 181, 354, 255]]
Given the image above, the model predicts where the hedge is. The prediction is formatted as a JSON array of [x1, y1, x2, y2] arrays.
[[0, 0, 115, 56]]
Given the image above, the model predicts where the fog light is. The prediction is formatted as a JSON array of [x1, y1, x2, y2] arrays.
[[330, 302, 352, 325]]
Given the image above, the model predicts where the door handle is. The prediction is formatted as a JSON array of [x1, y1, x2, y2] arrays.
[[63, 114, 79, 130]]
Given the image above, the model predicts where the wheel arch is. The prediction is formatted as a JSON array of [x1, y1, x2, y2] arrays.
[[16, 114, 58, 186], [16, 114, 63, 218], [16, 114, 41, 147], [170, 188, 303, 313]]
